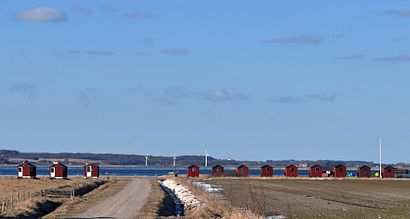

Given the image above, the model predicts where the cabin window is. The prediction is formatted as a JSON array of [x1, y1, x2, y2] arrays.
[[18, 167, 22, 173], [50, 168, 54, 173], [266, 167, 270, 172], [242, 168, 245, 173], [87, 166, 91, 172], [192, 167, 196, 172], [363, 169, 367, 174], [339, 167, 343, 172], [387, 169, 391, 173], [315, 167, 319, 172], [290, 167, 293, 171]]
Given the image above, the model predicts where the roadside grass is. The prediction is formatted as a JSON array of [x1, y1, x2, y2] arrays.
[[43, 177, 126, 218]]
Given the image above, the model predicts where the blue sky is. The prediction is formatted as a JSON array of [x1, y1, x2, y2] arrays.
[[1, 1, 410, 163]]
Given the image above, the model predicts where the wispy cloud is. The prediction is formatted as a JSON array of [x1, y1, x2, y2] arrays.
[[12, 7, 67, 23], [8, 82, 37, 99], [261, 35, 323, 45], [334, 54, 366, 60], [385, 10, 410, 18], [70, 4, 93, 15], [134, 51, 149, 56], [270, 93, 337, 104], [161, 48, 190, 55], [374, 55, 410, 63], [100, 5, 117, 12], [152, 87, 188, 106], [77, 88, 97, 106], [193, 88, 249, 102], [143, 37, 155, 45], [54, 50, 115, 56], [124, 11, 156, 19], [151, 87, 248, 106], [85, 50, 115, 56]]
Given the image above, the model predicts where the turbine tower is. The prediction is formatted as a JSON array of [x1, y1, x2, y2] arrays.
[[205, 150, 209, 167], [173, 153, 176, 167], [145, 154, 149, 167]]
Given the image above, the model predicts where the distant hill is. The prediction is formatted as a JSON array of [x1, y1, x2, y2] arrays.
[[0, 149, 400, 169]]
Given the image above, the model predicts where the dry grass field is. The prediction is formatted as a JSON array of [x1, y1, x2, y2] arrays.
[[205, 177, 410, 218], [0, 176, 84, 198], [44, 177, 129, 218], [0, 176, 107, 218]]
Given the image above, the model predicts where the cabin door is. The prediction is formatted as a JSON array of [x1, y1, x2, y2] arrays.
[[86, 166, 92, 177], [18, 167, 23, 177], [50, 167, 55, 178]]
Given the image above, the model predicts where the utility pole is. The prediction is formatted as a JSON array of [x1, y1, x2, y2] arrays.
[[379, 137, 382, 179]]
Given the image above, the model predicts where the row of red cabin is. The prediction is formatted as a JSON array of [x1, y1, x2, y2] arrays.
[[17, 162, 99, 179], [187, 164, 397, 178]]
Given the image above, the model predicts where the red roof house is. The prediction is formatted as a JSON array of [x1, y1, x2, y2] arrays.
[[309, 164, 322, 177], [260, 164, 273, 177], [236, 165, 249, 177], [358, 165, 371, 178], [211, 165, 224, 177], [84, 163, 99, 178], [187, 165, 199, 177], [285, 164, 298, 177], [333, 165, 347, 178], [49, 162, 68, 179], [17, 162, 36, 179], [382, 165, 395, 178]]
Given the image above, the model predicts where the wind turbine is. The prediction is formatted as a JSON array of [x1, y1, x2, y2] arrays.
[[173, 153, 176, 167], [145, 154, 149, 167], [205, 150, 209, 167]]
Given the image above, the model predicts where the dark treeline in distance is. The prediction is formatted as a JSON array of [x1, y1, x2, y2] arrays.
[[0, 149, 396, 169]]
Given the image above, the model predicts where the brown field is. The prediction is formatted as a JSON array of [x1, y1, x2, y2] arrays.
[[44, 177, 130, 218], [205, 177, 410, 218], [0, 176, 108, 218], [0, 176, 89, 198]]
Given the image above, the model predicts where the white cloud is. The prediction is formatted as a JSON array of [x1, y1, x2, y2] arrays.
[[194, 88, 249, 102], [13, 7, 67, 23], [151, 87, 248, 106]]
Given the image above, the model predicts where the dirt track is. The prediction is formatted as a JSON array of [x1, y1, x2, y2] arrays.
[[78, 177, 151, 219]]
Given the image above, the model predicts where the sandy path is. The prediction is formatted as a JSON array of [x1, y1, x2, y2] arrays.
[[78, 177, 151, 219]]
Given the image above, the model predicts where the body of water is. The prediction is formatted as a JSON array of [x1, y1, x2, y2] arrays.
[[0, 166, 378, 177]]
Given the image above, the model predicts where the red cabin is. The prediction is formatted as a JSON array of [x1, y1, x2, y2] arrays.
[[309, 164, 322, 177], [49, 162, 68, 179], [211, 165, 224, 177], [17, 162, 36, 179], [84, 163, 99, 178], [236, 165, 249, 177], [285, 164, 298, 177], [187, 165, 199, 177], [260, 164, 273, 177], [358, 165, 371, 178], [382, 165, 395, 178], [333, 165, 347, 177]]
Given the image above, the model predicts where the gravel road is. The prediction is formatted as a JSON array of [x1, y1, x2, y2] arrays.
[[78, 177, 151, 219]]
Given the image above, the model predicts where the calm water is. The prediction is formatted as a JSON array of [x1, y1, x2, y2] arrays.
[[0, 166, 376, 177]]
